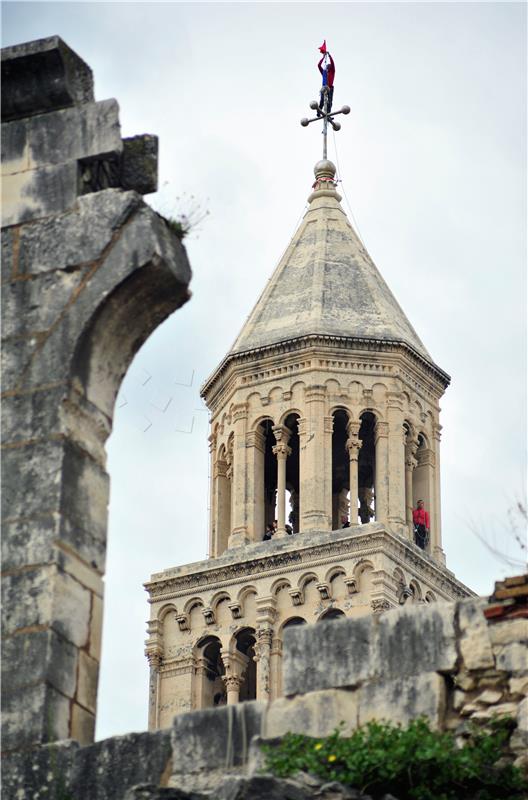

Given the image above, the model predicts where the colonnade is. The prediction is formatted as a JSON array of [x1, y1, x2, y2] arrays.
[[209, 398, 442, 560]]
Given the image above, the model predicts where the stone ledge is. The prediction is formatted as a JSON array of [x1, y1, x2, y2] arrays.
[[1, 36, 94, 122]]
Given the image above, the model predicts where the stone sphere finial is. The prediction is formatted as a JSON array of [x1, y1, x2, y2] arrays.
[[313, 159, 337, 180]]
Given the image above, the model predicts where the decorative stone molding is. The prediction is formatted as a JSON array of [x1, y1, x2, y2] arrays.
[[175, 613, 190, 631], [245, 429, 266, 452], [316, 582, 331, 600], [231, 403, 248, 423], [213, 459, 228, 479], [371, 598, 392, 614], [398, 585, 414, 605], [305, 385, 326, 403], [202, 607, 215, 625], [272, 443, 292, 459], [145, 649, 162, 669], [222, 674, 242, 692], [375, 421, 389, 440], [323, 416, 334, 434], [272, 425, 291, 447], [288, 588, 304, 606], [228, 601, 243, 620]]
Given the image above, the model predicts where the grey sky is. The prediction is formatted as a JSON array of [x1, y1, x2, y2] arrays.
[[3, 1, 526, 741]]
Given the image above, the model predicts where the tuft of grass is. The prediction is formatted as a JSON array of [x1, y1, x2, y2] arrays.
[[262, 716, 527, 800]]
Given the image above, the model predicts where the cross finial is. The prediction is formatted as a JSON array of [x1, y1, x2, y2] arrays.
[[300, 45, 350, 160]]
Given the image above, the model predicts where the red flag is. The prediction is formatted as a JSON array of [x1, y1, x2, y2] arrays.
[[319, 40, 327, 54]]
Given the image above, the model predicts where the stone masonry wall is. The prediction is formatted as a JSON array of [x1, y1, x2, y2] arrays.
[[3, 584, 527, 799], [1, 36, 191, 751]]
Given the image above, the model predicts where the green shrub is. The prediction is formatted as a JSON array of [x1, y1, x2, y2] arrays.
[[262, 717, 527, 800]]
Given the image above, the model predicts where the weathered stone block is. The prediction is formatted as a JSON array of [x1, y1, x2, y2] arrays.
[[1, 513, 59, 572], [0, 334, 40, 391], [17, 189, 141, 276], [1, 439, 64, 523], [77, 650, 99, 713], [1, 385, 67, 447], [27, 99, 122, 169], [71, 701, 96, 746], [1, 36, 94, 121], [2, 627, 78, 699], [458, 597, 495, 670], [376, 602, 457, 677], [89, 592, 104, 660], [2, 160, 79, 227], [265, 688, 359, 738], [283, 615, 372, 696], [2, 681, 71, 749], [2, 739, 79, 800], [1, 565, 54, 635], [495, 643, 528, 672], [51, 568, 92, 648], [1, 117, 29, 172], [488, 618, 528, 646], [121, 134, 158, 194], [358, 672, 446, 729], [73, 730, 173, 800], [170, 702, 265, 791]]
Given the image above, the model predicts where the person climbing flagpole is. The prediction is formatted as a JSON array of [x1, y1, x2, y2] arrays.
[[300, 41, 350, 161]]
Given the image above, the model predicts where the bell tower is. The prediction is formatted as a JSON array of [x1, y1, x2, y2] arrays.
[[144, 155, 472, 729]]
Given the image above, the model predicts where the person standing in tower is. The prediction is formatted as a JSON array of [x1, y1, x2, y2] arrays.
[[318, 40, 335, 114], [413, 500, 430, 550]]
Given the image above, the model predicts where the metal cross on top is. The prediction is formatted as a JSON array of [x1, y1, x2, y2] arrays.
[[300, 40, 350, 160]]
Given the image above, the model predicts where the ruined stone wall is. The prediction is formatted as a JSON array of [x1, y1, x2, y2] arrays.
[[4, 585, 526, 799], [1, 36, 191, 751]]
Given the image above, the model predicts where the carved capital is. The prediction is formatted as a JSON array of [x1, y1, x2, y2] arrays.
[[305, 385, 326, 404], [222, 674, 243, 692], [398, 585, 414, 605], [346, 420, 360, 438], [208, 432, 217, 453], [175, 613, 190, 632], [228, 601, 243, 620], [316, 582, 331, 601], [346, 436, 361, 461], [246, 429, 266, 452], [344, 578, 358, 595], [371, 599, 392, 615], [232, 403, 248, 423], [323, 416, 334, 435], [272, 425, 291, 447], [145, 648, 162, 669], [202, 607, 215, 625], [288, 588, 304, 606], [272, 443, 292, 459], [214, 459, 228, 479]]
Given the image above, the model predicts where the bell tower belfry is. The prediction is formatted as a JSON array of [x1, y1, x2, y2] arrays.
[[144, 64, 472, 726]]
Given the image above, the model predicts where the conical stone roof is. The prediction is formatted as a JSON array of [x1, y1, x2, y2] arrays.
[[229, 159, 431, 363]]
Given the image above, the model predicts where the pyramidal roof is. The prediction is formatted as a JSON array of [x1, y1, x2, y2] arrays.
[[229, 159, 431, 363]]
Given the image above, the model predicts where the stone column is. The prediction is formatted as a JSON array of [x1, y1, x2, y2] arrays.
[[432, 424, 446, 564], [404, 438, 418, 540], [213, 458, 230, 557], [223, 675, 243, 705], [272, 425, 291, 538], [387, 398, 406, 533], [299, 385, 332, 530], [346, 420, 361, 525], [146, 649, 162, 730], [221, 651, 248, 705], [374, 420, 389, 524], [246, 428, 266, 543], [228, 403, 249, 548], [270, 636, 283, 699], [254, 628, 273, 701]]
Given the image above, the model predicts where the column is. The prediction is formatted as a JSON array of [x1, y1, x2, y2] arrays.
[[228, 403, 249, 549], [346, 420, 360, 525], [213, 458, 230, 556], [223, 675, 242, 705], [221, 651, 248, 705], [272, 425, 291, 538], [404, 438, 418, 540], [270, 637, 283, 699], [146, 650, 162, 730], [299, 385, 332, 530], [374, 420, 389, 524], [208, 432, 217, 557], [387, 398, 406, 533], [432, 424, 446, 564], [246, 428, 266, 543], [254, 628, 273, 701]]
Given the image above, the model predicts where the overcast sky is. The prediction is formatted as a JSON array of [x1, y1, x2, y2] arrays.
[[3, 1, 526, 741]]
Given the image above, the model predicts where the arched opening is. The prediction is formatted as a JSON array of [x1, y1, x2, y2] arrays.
[[331, 409, 352, 529], [284, 413, 300, 533], [235, 627, 257, 702], [358, 412, 376, 523], [262, 420, 278, 531], [318, 607, 346, 622], [195, 636, 225, 709], [215, 443, 232, 555], [413, 433, 433, 552], [282, 616, 308, 631]]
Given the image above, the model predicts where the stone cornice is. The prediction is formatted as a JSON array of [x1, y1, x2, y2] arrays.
[[202, 334, 449, 414], [145, 525, 472, 604]]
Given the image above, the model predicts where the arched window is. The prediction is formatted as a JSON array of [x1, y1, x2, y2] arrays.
[[332, 409, 351, 529], [358, 412, 376, 523], [195, 636, 225, 709], [235, 628, 257, 702], [318, 607, 346, 622]]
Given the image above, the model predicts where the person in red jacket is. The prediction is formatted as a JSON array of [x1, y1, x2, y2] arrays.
[[412, 500, 430, 550], [318, 50, 335, 114]]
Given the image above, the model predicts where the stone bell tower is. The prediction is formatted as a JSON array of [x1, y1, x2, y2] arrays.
[[144, 158, 472, 730]]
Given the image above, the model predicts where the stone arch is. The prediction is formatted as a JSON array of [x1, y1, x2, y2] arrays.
[[358, 411, 378, 524], [331, 407, 353, 528], [194, 635, 225, 710], [157, 603, 178, 622], [230, 627, 257, 703], [280, 615, 308, 633], [409, 579, 423, 603], [324, 566, 346, 583], [317, 607, 346, 622], [298, 571, 320, 591], [2, 169, 191, 748], [271, 578, 292, 595], [425, 590, 437, 603]]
